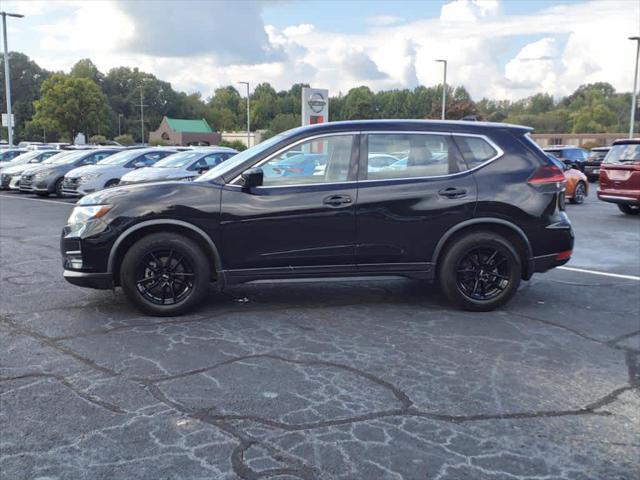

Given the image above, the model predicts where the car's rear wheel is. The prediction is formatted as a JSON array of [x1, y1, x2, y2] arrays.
[[120, 233, 211, 316], [618, 204, 640, 215], [439, 232, 521, 312], [570, 182, 586, 204]]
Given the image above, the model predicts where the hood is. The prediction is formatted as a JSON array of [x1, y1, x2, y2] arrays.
[[2, 163, 33, 175], [66, 164, 121, 178], [122, 166, 186, 182], [22, 163, 60, 175]]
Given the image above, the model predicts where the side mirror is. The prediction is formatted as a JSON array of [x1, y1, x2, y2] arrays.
[[240, 167, 264, 189], [134, 161, 146, 168]]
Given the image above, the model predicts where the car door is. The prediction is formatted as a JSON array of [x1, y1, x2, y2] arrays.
[[220, 133, 359, 276], [355, 131, 484, 275]]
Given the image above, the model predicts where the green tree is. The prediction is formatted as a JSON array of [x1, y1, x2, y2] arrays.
[[30, 74, 112, 140], [342, 86, 375, 120], [71, 58, 104, 85], [0, 52, 50, 142]]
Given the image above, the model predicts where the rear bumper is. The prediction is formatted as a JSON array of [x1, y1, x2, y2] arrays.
[[597, 192, 640, 205], [63, 270, 113, 289], [531, 253, 571, 274]]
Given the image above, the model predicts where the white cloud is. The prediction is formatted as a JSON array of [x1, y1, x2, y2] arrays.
[[366, 15, 404, 26], [8, 0, 640, 102]]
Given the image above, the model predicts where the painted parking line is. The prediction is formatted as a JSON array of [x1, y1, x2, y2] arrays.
[[0, 194, 76, 206], [558, 266, 640, 281]]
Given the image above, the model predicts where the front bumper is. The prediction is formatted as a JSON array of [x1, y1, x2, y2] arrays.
[[63, 270, 113, 289], [0, 173, 12, 189]]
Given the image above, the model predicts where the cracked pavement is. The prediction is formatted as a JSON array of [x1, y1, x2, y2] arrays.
[[1, 192, 639, 479]]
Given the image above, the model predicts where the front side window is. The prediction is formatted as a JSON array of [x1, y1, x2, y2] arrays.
[[366, 133, 456, 180], [260, 135, 354, 186]]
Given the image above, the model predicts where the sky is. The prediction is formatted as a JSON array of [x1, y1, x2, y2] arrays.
[[2, 0, 639, 101]]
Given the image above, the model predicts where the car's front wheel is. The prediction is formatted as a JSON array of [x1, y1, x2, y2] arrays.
[[120, 232, 211, 316], [439, 232, 521, 312], [618, 204, 640, 215]]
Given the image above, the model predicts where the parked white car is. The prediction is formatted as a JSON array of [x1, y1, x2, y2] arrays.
[[62, 148, 176, 196], [0, 150, 61, 190], [119, 147, 237, 185]]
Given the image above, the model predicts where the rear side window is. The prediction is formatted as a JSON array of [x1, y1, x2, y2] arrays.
[[453, 135, 499, 169], [366, 133, 459, 180]]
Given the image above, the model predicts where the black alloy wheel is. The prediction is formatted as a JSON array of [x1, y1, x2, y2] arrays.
[[135, 249, 195, 306], [120, 232, 210, 315], [439, 232, 521, 311], [54, 177, 64, 197], [618, 204, 640, 215], [455, 247, 511, 302]]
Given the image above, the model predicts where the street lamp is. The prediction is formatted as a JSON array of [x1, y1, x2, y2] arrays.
[[435, 59, 447, 120], [1, 11, 24, 147], [629, 36, 640, 138], [238, 81, 250, 148]]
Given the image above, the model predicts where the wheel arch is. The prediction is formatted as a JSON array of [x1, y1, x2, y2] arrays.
[[432, 218, 533, 280], [107, 220, 222, 286]]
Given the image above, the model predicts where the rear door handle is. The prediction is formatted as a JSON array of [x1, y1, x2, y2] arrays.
[[323, 194, 352, 207], [438, 187, 467, 199]]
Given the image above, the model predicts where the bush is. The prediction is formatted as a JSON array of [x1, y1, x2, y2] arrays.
[[89, 134, 107, 145], [149, 138, 172, 146], [114, 134, 134, 146], [218, 139, 247, 151]]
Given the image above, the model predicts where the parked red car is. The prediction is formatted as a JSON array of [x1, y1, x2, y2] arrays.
[[598, 138, 640, 215]]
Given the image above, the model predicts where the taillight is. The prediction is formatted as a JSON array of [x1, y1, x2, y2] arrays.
[[528, 165, 566, 185]]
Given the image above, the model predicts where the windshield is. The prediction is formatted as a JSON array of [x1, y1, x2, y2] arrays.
[[155, 151, 202, 168], [97, 150, 142, 165], [603, 144, 640, 164], [6, 151, 41, 164], [198, 134, 286, 181]]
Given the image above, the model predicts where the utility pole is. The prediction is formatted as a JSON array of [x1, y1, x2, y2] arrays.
[[138, 86, 147, 144], [436, 59, 447, 120], [629, 36, 640, 138], [238, 81, 250, 147], [1, 11, 24, 146]]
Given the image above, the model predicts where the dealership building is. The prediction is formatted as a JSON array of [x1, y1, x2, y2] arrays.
[[149, 117, 221, 146]]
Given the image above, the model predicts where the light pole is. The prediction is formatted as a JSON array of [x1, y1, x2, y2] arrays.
[[118, 113, 123, 137], [138, 84, 147, 144], [238, 81, 250, 147], [1, 11, 24, 146], [629, 36, 640, 138], [436, 59, 447, 120]]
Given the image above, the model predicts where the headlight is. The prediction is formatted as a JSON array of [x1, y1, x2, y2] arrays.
[[79, 173, 102, 182], [67, 205, 112, 226]]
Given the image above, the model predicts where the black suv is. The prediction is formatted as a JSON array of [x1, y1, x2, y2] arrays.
[[583, 146, 611, 181], [61, 120, 573, 315], [543, 146, 589, 171]]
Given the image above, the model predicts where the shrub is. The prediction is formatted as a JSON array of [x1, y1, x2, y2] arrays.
[[149, 138, 172, 146], [218, 139, 247, 151], [114, 134, 134, 146], [89, 134, 107, 145]]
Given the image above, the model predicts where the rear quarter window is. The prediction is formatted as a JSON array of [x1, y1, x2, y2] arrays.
[[452, 135, 499, 169]]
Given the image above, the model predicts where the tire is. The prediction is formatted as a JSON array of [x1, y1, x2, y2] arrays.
[[570, 182, 586, 204], [618, 204, 640, 215], [54, 177, 64, 197], [35, 192, 49, 197], [438, 231, 522, 312], [120, 232, 211, 316], [105, 179, 119, 188]]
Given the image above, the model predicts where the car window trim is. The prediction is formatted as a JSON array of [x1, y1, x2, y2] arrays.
[[227, 131, 359, 188]]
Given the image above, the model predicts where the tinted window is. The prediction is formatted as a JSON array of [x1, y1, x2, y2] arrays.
[[260, 135, 354, 186], [366, 133, 456, 179], [453, 136, 498, 168], [604, 144, 640, 163]]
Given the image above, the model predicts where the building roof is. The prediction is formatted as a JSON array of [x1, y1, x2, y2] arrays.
[[165, 117, 213, 133]]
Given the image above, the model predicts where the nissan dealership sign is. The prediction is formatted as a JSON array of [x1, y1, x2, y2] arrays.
[[301, 87, 329, 125]]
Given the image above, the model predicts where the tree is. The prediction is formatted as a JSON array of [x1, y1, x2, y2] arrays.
[[0, 52, 50, 142], [71, 59, 104, 85], [342, 86, 375, 120], [30, 74, 112, 140], [114, 134, 134, 146]]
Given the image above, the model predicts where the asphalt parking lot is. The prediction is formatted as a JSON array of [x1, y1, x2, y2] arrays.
[[1, 189, 638, 480]]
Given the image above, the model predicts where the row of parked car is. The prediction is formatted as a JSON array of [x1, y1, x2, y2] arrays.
[[543, 139, 640, 215], [0, 146, 237, 197]]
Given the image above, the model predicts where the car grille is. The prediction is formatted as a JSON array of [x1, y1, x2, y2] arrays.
[[20, 174, 34, 190], [0, 173, 11, 189], [62, 177, 80, 192]]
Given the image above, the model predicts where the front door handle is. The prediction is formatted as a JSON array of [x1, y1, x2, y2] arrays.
[[438, 187, 467, 199], [323, 194, 352, 207]]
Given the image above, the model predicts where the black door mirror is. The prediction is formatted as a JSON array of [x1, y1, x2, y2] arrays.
[[241, 167, 263, 189]]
